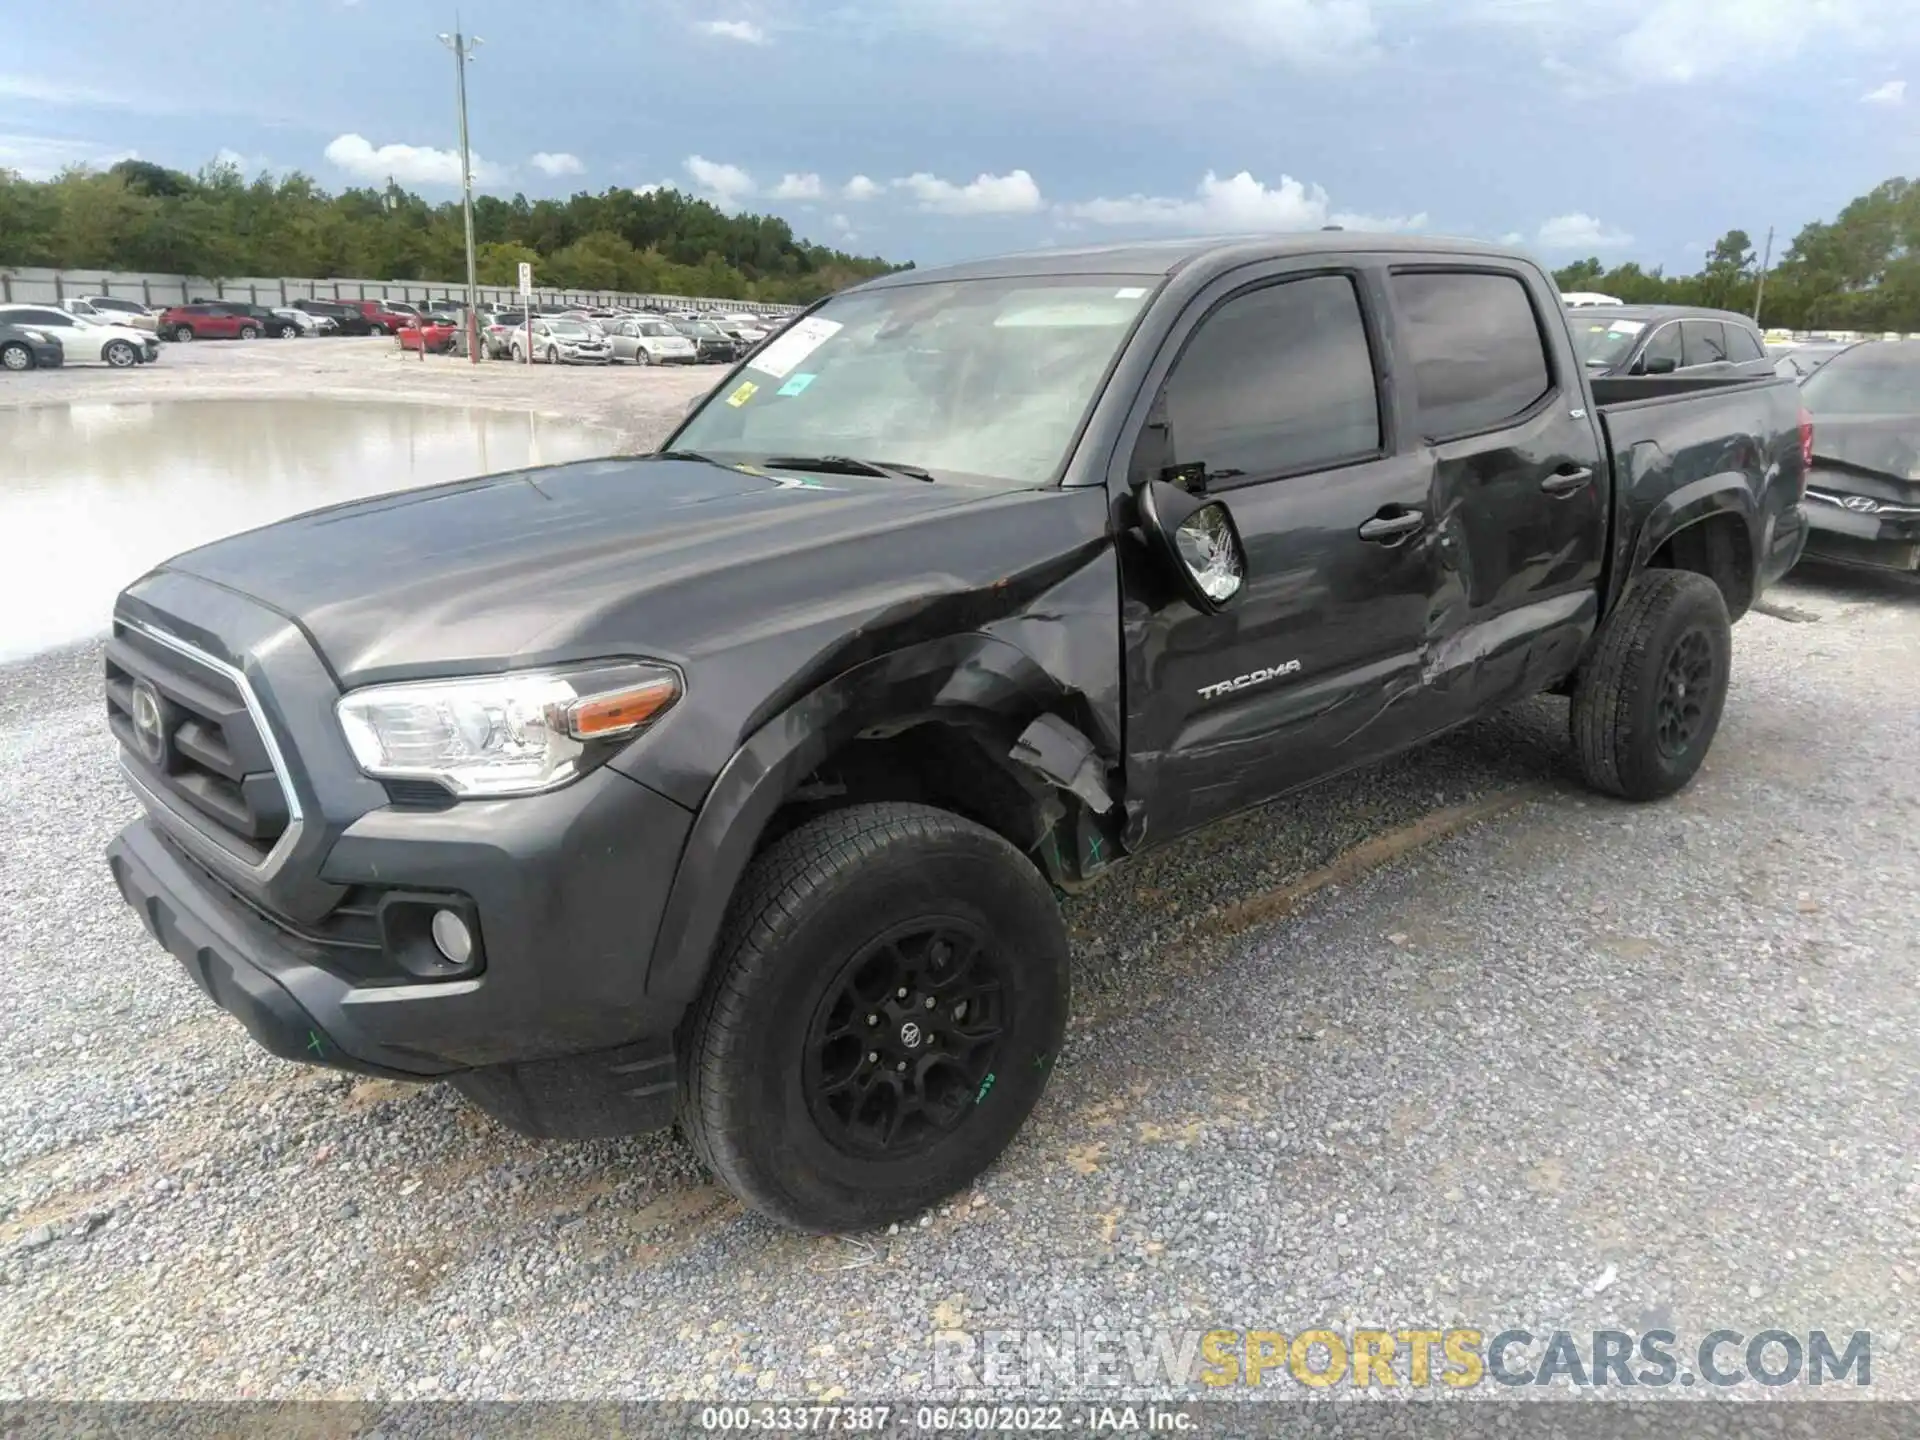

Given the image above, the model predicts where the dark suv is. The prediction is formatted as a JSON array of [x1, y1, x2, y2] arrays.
[[291, 300, 375, 336], [1568, 305, 1775, 379]]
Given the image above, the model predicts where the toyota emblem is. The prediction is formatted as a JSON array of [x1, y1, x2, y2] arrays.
[[899, 1021, 923, 1049], [1841, 495, 1880, 514], [130, 680, 167, 766]]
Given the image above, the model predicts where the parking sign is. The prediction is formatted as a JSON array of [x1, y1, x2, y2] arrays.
[[517, 262, 532, 298]]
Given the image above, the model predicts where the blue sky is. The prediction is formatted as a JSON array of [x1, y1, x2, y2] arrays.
[[3, 0, 1916, 271]]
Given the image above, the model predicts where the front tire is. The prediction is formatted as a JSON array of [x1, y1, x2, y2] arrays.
[[370, 323, 388, 336], [238, 324, 260, 340], [172, 325, 196, 342], [104, 339, 137, 368], [1571, 569, 1731, 801], [680, 802, 1069, 1233], [0, 341, 33, 371]]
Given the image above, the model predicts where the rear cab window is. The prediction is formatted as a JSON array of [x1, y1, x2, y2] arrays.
[[1389, 270, 1554, 437], [1724, 324, 1765, 363], [1682, 321, 1729, 367]]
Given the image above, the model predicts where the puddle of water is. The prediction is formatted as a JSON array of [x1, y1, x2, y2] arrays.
[[0, 399, 624, 662]]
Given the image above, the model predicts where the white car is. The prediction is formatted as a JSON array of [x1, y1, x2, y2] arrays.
[[65, 296, 160, 334], [608, 318, 698, 365], [0, 303, 158, 367], [273, 306, 337, 336]]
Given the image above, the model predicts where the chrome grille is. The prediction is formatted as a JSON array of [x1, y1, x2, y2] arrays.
[[106, 620, 302, 871]]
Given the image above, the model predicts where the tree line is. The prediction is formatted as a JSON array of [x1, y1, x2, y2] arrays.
[[0, 158, 902, 302], [1553, 178, 1920, 332]]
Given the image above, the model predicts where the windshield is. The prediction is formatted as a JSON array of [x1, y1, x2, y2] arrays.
[[546, 321, 591, 338], [640, 322, 677, 336], [1799, 346, 1920, 414], [672, 276, 1155, 489], [1569, 316, 1648, 368]]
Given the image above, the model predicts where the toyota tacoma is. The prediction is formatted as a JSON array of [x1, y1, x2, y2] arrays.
[[105, 236, 1809, 1232]]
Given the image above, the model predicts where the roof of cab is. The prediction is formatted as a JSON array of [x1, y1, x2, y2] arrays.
[[855, 233, 1528, 290], [1569, 303, 1762, 326]]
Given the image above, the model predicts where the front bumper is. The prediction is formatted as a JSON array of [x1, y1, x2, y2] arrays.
[[102, 579, 700, 1133], [1804, 484, 1920, 572]]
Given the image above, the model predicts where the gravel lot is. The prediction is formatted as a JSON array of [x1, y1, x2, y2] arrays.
[[1, 343, 1917, 1404]]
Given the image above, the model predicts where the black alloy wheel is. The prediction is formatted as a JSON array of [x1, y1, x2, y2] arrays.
[[1655, 627, 1714, 758], [804, 919, 1006, 1159]]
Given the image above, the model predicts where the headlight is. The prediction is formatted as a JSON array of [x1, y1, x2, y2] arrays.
[[335, 662, 680, 797]]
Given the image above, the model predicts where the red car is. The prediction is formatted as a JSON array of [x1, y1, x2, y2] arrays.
[[344, 299, 421, 335], [396, 318, 458, 354], [157, 302, 266, 342]]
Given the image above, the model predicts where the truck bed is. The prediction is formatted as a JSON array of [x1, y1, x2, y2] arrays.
[[1592, 372, 1806, 613]]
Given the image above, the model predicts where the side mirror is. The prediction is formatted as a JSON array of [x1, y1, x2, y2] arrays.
[[1137, 479, 1247, 613], [1641, 355, 1678, 375]]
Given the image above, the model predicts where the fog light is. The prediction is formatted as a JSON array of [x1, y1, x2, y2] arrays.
[[430, 909, 473, 965]]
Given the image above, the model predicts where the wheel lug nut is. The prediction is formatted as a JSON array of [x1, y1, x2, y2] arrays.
[[895, 1061, 907, 1072], [897, 988, 908, 999], [867, 1014, 878, 1026], [923, 996, 936, 1009], [866, 1051, 879, 1063]]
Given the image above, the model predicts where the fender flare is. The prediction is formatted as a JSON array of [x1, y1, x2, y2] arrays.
[[1617, 469, 1760, 615], [641, 632, 1075, 1013]]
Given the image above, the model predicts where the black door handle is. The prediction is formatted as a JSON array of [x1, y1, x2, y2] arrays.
[[1357, 509, 1426, 543], [1541, 466, 1595, 496]]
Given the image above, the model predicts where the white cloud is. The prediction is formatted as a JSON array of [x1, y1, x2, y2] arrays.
[[1862, 78, 1906, 104], [772, 172, 824, 200], [893, 168, 1044, 215], [530, 151, 584, 177], [1535, 212, 1634, 250], [697, 18, 767, 44], [323, 133, 503, 188], [1062, 169, 1424, 234], [0, 74, 133, 108], [634, 182, 666, 196], [684, 154, 757, 210], [843, 174, 882, 201], [0, 133, 135, 179]]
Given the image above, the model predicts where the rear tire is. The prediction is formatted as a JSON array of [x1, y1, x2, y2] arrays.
[[370, 323, 388, 336], [1571, 569, 1731, 801], [679, 802, 1069, 1233], [635, 347, 653, 366], [238, 324, 259, 340], [0, 342, 33, 371], [172, 325, 196, 342]]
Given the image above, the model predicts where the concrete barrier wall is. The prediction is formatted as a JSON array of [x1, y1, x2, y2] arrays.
[[0, 267, 802, 316]]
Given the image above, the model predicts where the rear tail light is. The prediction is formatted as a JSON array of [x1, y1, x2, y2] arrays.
[[1798, 406, 1814, 494]]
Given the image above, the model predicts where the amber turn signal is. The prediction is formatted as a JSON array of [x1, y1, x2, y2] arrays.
[[564, 676, 680, 740]]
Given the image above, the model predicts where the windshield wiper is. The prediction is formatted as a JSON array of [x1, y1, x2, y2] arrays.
[[764, 454, 936, 482]]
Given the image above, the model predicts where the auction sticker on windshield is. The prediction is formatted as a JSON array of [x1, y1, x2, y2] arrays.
[[747, 316, 843, 380], [726, 380, 759, 407]]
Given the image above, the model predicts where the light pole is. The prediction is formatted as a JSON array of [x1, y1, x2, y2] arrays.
[[438, 21, 483, 364]]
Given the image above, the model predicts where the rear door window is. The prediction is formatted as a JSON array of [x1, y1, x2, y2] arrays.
[[1157, 273, 1382, 485], [1682, 321, 1729, 367], [1389, 271, 1553, 437]]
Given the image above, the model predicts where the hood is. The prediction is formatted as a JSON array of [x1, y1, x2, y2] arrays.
[[1810, 415, 1920, 487], [155, 454, 1054, 685]]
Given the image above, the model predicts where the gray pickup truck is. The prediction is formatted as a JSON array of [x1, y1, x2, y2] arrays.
[[104, 235, 1808, 1232]]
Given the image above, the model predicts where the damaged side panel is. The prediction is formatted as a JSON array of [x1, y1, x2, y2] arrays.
[[637, 497, 1125, 1009]]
